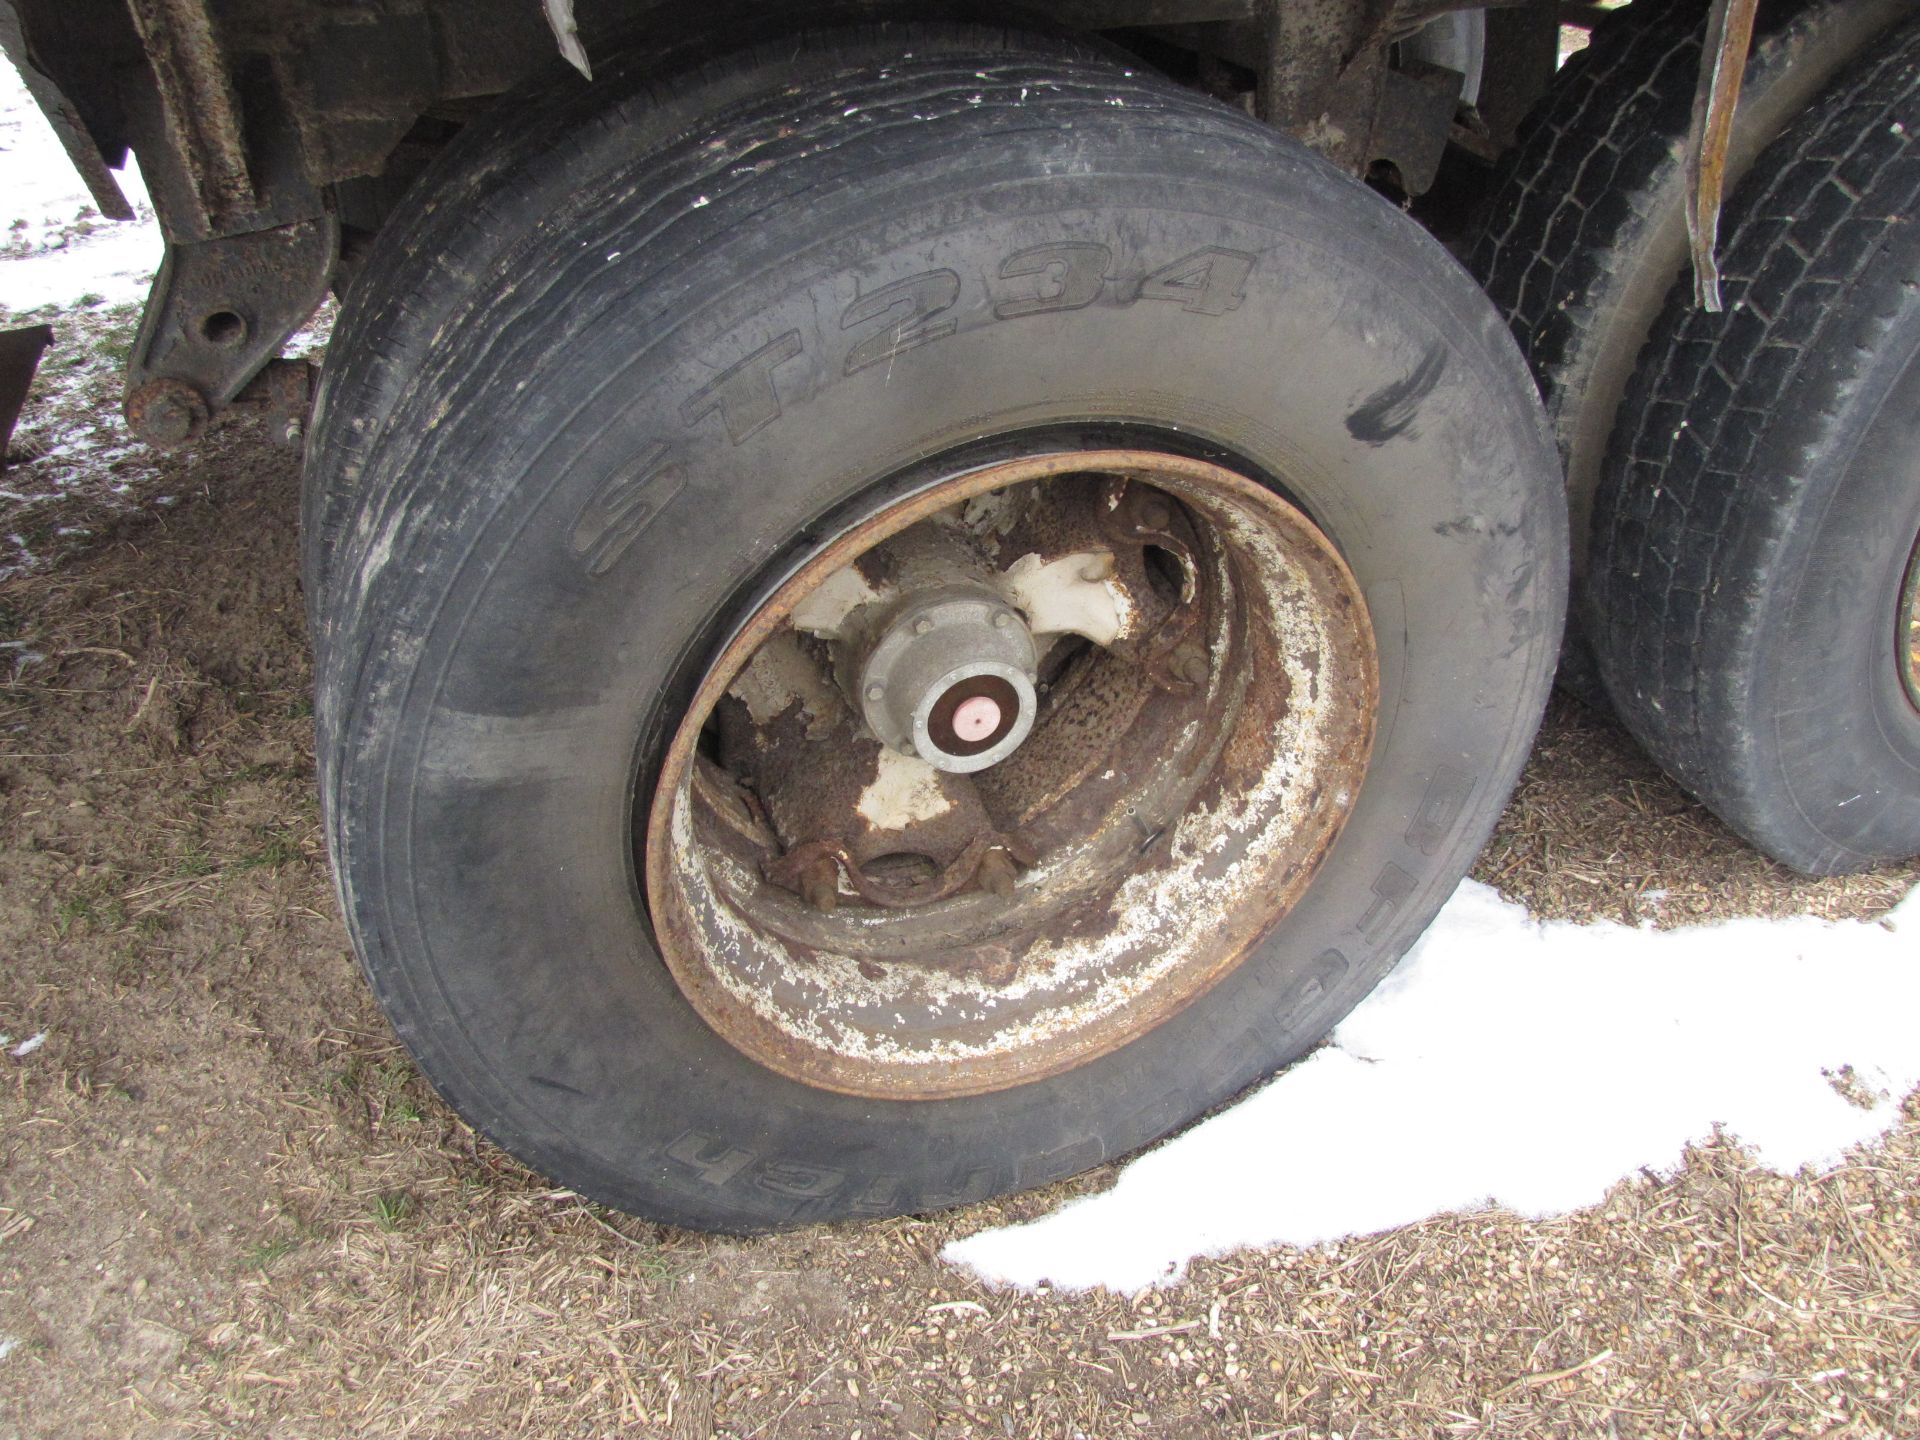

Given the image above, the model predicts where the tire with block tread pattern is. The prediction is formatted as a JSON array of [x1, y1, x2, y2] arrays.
[[1470, 0, 1908, 683], [1586, 14, 1920, 875]]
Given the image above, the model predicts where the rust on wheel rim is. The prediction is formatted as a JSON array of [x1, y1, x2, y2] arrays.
[[1902, 530, 1920, 713], [643, 449, 1378, 1099]]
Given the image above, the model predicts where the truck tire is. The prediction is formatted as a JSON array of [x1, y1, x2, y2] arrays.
[[314, 27, 1565, 1230], [1470, 0, 1906, 676], [1587, 18, 1920, 876]]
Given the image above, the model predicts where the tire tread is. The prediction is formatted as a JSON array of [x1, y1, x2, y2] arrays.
[[1586, 16, 1920, 871]]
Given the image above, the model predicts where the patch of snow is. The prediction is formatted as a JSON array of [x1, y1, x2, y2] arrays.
[[0, 218, 158, 312], [281, 297, 336, 362], [1, 59, 196, 581], [0, 1335, 18, 1363], [947, 878, 1920, 1293], [1, 60, 159, 313], [9, 1031, 46, 1057]]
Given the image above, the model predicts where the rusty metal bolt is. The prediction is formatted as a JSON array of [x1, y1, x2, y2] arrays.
[[975, 848, 1019, 899], [969, 946, 1020, 985], [124, 378, 210, 448], [798, 855, 840, 914]]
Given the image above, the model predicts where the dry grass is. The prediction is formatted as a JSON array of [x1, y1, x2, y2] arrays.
[[0, 414, 1914, 1439], [1473, 692, 1920, 929], [160, 1117, 1920, 1440]]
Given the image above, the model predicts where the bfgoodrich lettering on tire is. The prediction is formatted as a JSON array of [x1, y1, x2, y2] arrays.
[[310, 26, 1565, 1230]]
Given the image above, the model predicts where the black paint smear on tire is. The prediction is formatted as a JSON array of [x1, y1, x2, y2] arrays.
[[1347, 345, 1448, 444]]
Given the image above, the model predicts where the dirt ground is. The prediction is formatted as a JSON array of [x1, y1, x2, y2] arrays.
[[0, 404, 1916, 1439]]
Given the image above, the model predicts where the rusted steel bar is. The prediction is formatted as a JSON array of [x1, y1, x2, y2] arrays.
[[123, 0, 255, 232], [1685, 0, 1762, 312]]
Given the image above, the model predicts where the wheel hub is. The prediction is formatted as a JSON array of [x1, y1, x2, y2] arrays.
[[644, 448, 1378, 1099], [855, 583, 1039, 772]]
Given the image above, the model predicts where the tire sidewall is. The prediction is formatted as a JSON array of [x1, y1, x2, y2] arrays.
[[301, 15, 1123, 616], [1737, 331, 1920, 866]]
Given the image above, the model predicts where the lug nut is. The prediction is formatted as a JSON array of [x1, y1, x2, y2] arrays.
[[992, 611, 1012, 629], [798, 855, 840, 914], [866, 683, 885, 702], [971, 945, 1019, 984], [913, 616, 935, 635], [976, 849, 1018, 898]]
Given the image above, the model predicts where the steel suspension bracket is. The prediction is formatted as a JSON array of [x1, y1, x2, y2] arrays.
[[123, 217, 337, 447], [1257, 0, 1464, 194]]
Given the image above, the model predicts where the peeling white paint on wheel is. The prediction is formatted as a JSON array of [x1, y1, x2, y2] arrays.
[[998, 549, 1135, 645], [856, 749, 956, 829], [647, 452, 1378, 1096], [790, 563, 884, 638], [728, 632, 839, 727]]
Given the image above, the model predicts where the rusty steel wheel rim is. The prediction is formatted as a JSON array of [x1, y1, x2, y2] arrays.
[[643, 448, 1378, 1099], [1902, 531, 1920, 713]]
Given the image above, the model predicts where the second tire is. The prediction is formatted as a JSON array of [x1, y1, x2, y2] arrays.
[[1588, 14, 1920, 874]]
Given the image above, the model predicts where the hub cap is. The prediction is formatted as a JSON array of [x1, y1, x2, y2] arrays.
[[644, 449, 1378, 1098]]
